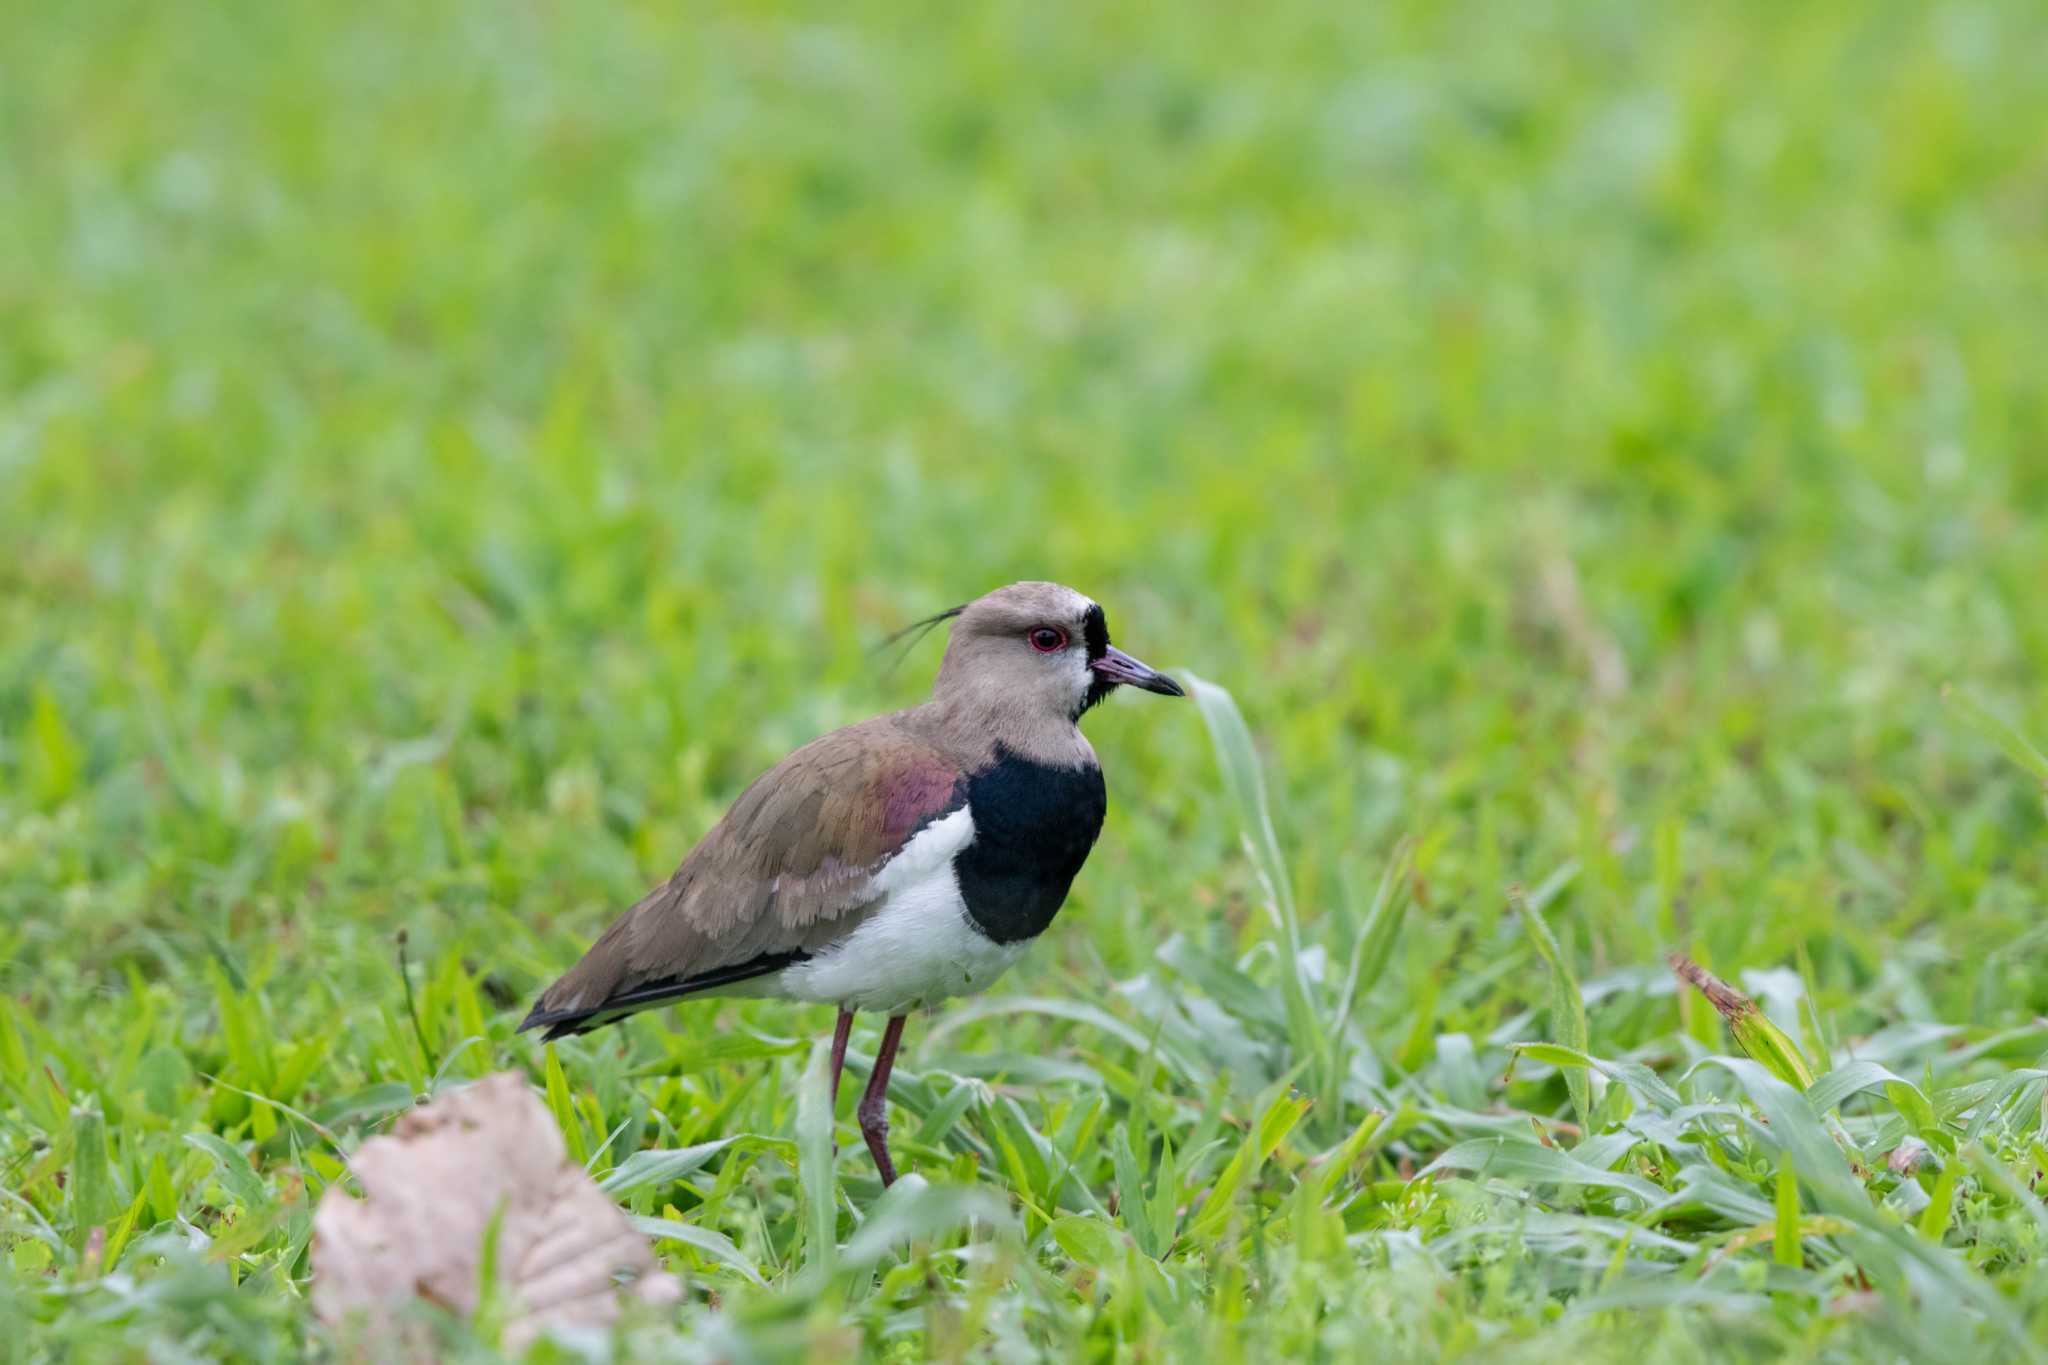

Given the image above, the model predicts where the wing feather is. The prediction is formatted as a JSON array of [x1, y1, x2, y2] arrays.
[[519, 714, 965, 1038]]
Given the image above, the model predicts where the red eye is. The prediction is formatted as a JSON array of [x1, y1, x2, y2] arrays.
[[1028, 626, 1068, 653]]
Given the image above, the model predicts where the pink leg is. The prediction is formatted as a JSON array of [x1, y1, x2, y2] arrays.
[[828, 1007, 855, 1109], [857, 1014, 908, 1186]]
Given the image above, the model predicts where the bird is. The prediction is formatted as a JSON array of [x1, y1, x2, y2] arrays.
[[518, 581, 1184, 1185]]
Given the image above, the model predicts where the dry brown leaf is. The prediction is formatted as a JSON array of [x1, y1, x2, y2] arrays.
[[311, 1071, 681, 1353]]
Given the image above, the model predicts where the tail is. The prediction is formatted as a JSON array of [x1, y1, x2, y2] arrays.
[[516, 950, 810, 1042], [515, 997, 615, 1043]]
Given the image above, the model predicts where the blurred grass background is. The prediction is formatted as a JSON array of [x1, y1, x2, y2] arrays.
[[4, 0, 2048, 1358]]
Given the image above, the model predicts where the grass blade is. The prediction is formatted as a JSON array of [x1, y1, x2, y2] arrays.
[[69, 1103, 114, 1250], [1943, 686, 2048, 785], [631, 1214, 768, 1286], [1671, 955, 1816, 1091], [1773, 1164, 1801, 1268], [1517, 887, 1590, 1132], [797, 1036, 837, 1283], [1182, 673, 1296, 933], [1184, 1088, 1309, 1243]]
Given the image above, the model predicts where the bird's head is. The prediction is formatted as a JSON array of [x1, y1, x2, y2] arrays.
[[921, 581, 1183, 727]]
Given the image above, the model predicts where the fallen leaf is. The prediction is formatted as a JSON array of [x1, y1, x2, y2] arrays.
[[312, 1071, 681, 1352], [1887, 1138, 1931, 1177]]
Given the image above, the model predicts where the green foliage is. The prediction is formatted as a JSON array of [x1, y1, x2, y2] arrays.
[[5, 0, 2048, 1358]]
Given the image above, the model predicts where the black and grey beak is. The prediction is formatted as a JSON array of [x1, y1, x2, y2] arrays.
[[1090, 646, 1185, 697]]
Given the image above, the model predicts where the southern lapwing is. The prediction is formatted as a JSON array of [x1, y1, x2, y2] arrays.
[[518, 581, 1183, 1184]]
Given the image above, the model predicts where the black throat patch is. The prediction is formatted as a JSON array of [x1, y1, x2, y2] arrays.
[[1078, 603, 1116, 715], [954, 745, 1108, 944]]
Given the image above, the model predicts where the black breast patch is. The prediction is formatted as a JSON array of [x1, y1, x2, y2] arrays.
[[955, 747, 1108, 944]]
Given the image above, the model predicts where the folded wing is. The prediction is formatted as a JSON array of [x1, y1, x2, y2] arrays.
[[518, 715, 966, 1040]]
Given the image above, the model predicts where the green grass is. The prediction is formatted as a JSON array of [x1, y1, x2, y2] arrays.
[[5, 0, 2048, 1358]]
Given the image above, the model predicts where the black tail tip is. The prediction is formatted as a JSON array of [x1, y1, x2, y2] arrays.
[[517, 998, 582, 1040]]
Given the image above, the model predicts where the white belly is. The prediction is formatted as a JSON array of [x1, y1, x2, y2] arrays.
[[771, 805, 1027, 1014]]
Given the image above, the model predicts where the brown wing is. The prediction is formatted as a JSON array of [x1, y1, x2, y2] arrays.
[[518, 713, 965, 1040]]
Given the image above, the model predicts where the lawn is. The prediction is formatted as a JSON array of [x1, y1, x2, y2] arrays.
[[5, 0, 2048, 1358]]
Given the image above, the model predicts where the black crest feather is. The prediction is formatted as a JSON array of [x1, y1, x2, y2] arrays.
[[876, 602, 967, 675]]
